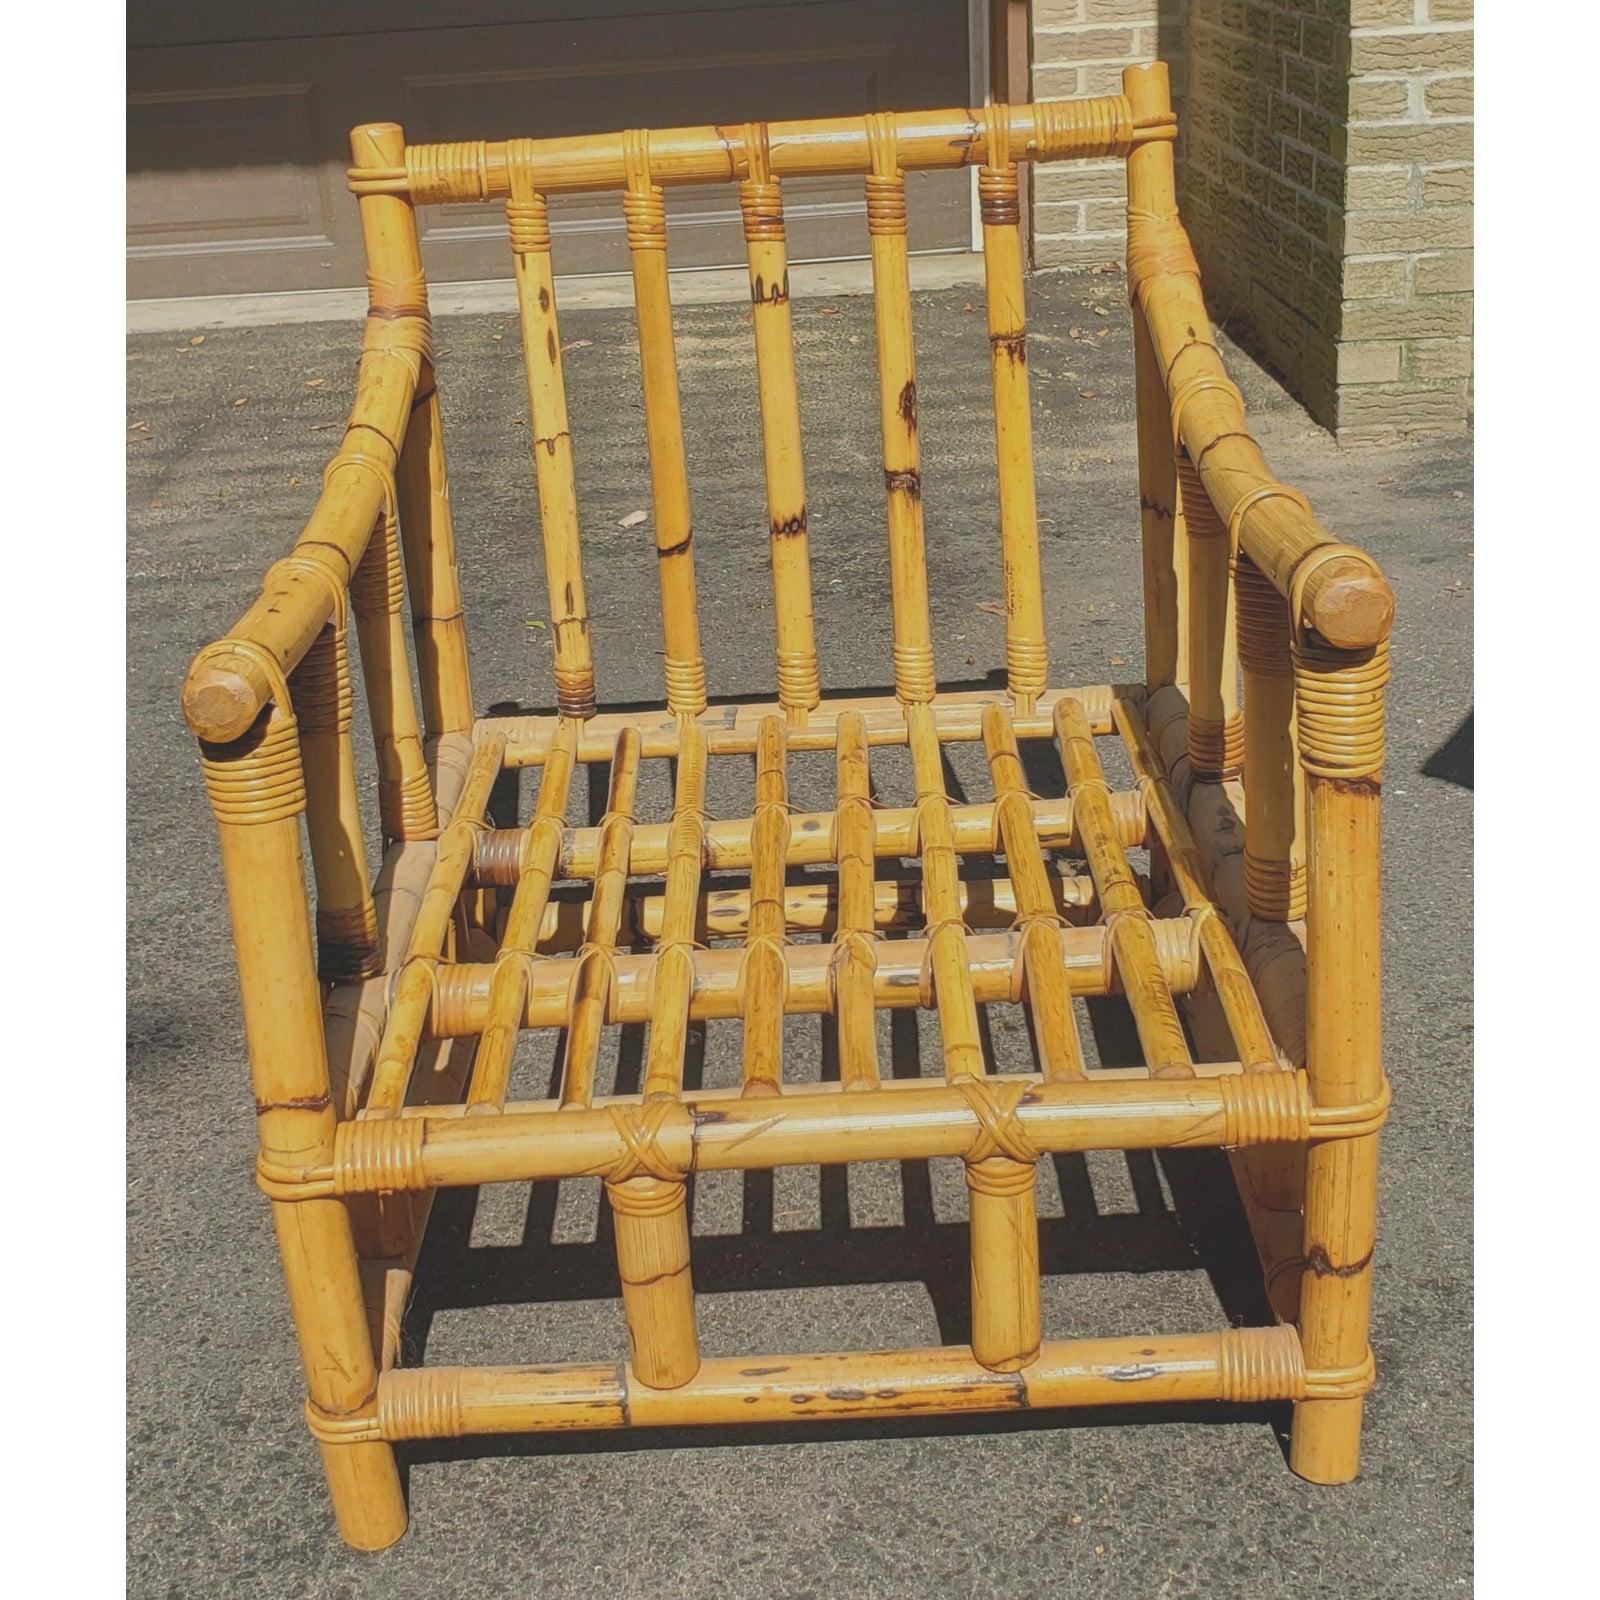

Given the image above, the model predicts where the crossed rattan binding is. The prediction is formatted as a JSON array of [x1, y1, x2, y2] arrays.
[[184, 65, 1394, 1552]]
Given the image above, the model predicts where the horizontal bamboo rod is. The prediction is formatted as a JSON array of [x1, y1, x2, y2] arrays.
[[481, 684, 1127, 765], [281, 1066, 1387, 1201], [340, 1326, 1344, 1442], [429, 919, 1199, 1036], [517, 870, 1105, 949], [475, 789, 1145, 884], [350, 98, 1174, 203]]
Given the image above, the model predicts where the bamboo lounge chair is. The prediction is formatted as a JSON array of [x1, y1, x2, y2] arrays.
[[182, 63, 1394, 1550]]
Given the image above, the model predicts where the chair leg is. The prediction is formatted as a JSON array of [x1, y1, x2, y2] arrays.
[[202, 704, 406, 1548]]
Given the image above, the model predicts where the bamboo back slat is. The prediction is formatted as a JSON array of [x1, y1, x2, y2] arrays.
[[184, 82, 1395, 1549]]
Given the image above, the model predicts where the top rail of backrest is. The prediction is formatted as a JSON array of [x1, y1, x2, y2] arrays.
[[346, 97, 1175, 203]]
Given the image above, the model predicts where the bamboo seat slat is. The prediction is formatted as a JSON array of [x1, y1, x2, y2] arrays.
[[188, 71, 1391, 1550]]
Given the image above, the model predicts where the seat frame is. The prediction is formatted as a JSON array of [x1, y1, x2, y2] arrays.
[[184, 62, 1394, 1552]]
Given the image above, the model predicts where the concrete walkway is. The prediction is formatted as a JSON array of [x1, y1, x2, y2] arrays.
[[127, 270, 1472, 1598]]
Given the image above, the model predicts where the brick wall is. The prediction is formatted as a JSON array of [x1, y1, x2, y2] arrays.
[[1027, 0, 1473, 438], [1031, 2, 1182, 267]]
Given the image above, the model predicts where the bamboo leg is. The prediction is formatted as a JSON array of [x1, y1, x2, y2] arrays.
[[1132, 313, 1185, 694], [200, 701, 404, 1550], [351, 507, 439, 841], [290, 620, 381, 979], [741, 713, 790, 1096], [865, 115, 936, 706], [1290, 638, 1389, 1483], [979, 106, 1048, 714], [1177, 452, 1243, 784], [507, 157, 596, 719], [1236, 553, 1307, 920], [741, 126, 820, 722], [395, 381, 475, 740], [909, 702, 1039, 1371], [623, 133, 707, 715], [832, 709, 880, 1088]]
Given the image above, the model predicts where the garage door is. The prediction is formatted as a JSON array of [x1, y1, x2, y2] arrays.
[[128, 1, 974, 300]]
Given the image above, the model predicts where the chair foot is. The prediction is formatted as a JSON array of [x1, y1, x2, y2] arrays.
[[322, 1440, 408, 1552], [1289, 1395, 1363, 1484]]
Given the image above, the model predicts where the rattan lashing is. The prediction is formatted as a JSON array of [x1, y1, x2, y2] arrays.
[[184, 63, 1395, 1552]]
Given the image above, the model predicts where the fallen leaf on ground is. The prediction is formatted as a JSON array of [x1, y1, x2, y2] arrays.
[[975, 600, 1005, 617], [233, 396, 249, 407], [962, 302, 975, 312], [1092, 305, 1108, 317], [1107, 654, 1125, 666], [304, 377, 325, 388], [1078, 388, 1099, 399], [560, 338, 592, 352], [525, 617, 547, 629], [618, 510, 648, 529], [189, 335, 206, 346], [288, 476, 300, 487], [148, 501, 165, 510], [820, 306, 840, 315], [128, 420, 149, 432]]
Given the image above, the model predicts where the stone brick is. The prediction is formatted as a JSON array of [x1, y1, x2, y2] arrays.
[[1033, 26, 1138, 63], [1031, 63, 1084, 96], [1337, 379, 1471, 436], [1405, 338, 1474, 379], [1033, 0, 1087, 25], [1343, 255, 1410, 299], [1083, 0, 1156, 22], [1345, 120, 1473, 163], [1083, 198, 1130, 232], [1352, 0, 1417, 22], [1345, 166, 1412, 207], [1427, 1, 1474, 20], [1413, 250, 1473, 295], [1342, 295, 1474, 340], [1424, 75, 1473, 116], [1349, 78, 1411, 120], [1033, 230, 1128, 267], [1336, 340, 1402, 384], [1082, 62, 1139, 95], [1421, 164, 1473, 204], [1350, 29, 1474, 74], [1342, 204, 1472, 253], [1032, 162, 1127, 201]]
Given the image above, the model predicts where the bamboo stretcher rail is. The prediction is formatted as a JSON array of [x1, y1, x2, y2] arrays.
[[349, 98, 1173, 203], [258, 1066, 1387, 1201], [482, 683, 1127, 764], [476, 789, 1145, 884], [311, 1325, 1372, 1445], [427, 918, 1200, 1037]]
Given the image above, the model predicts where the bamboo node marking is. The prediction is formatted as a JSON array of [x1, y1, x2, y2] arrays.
[[1218, 1069, 1312, 1146], [1235, 555, 1294, 677], [377, 1369, 465, 1441], [953, 1073, 1038, 1166], [334, 1116, 428, 1195], [1218, 1325, 1306, 1403]]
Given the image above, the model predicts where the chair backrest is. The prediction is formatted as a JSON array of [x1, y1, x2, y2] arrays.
[[349, 94, 1169, 727]]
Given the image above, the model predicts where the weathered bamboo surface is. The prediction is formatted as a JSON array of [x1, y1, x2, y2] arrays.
[[188, 79, 1391, 1548]]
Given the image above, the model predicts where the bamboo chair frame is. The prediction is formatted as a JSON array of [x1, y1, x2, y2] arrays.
[[184, 64, 1393, 1552]]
